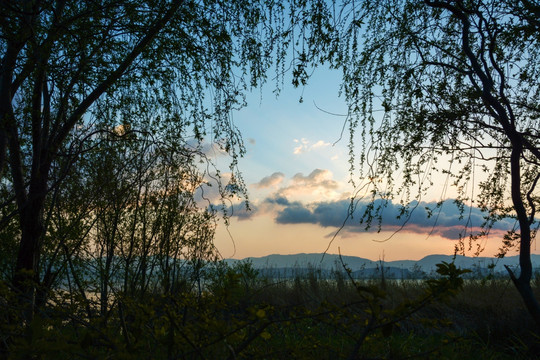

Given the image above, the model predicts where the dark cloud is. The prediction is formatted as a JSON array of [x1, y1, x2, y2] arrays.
[[274, 199, 349, 226], [437, 227, 466, 239], [272, 198, 516, 239], [264, 196, 292, 206], [313, 200, 353, 227], [275, 204, 315, 224]]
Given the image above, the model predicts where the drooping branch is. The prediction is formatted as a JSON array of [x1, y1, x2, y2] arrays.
[[51, 1, 183, 156]]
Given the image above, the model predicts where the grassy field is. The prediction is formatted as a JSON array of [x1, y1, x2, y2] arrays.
[[232, 266, 540, 359], [2, 261, 540, 359]]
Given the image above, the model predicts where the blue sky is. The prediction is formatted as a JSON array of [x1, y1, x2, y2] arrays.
[[231, 68, 349, 183]]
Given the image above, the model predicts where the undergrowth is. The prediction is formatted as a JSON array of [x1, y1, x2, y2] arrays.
[[1, 260, 539, 359]]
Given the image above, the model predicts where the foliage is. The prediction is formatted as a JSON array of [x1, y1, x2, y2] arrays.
[[2, 0, 540, 355], [291, 0, 540, 252], [0, 0, 297, 323], [2, 261, 537, 359], [289, 0, 540, 327]]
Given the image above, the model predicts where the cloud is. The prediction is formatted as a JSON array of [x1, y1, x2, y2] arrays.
[[186, 138, 228, 158], [276, 169, 339, 201], [312, 140, 331, 149], [254, 172, 285, 189], [312, 200, 352, 227], [227, 202, 257, 220], [249, 169, 344, 220], [293, 138, 331, 154], [222, 169, 335, 220], [437, 226, 466, 239], [272, 198, 517, 240], [291, 169, 338, 188], [264, 196, 292, 206], [227, 165, 517, 241], [251, 168, 345, 205], [274, 199, 348, 226], [275, 204, 315, 224], [293, 138, 309, 154]]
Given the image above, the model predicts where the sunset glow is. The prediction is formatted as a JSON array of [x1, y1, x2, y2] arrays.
[[206, 70, 533, 262]]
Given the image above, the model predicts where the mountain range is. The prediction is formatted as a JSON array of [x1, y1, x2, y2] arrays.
[[225, 253, 540, 279]]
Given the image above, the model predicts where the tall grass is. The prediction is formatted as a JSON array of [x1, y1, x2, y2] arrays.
[[234, 262, 540, 358], [2, 260, 539, 359]]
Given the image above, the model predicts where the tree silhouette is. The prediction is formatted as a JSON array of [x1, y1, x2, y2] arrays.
[[0, 0, 289, 321], [293, 0, 540, 327]]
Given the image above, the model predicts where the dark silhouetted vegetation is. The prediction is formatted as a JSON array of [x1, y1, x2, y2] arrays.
[[1, 0, 540, 358], [1, 259, 539, 359]]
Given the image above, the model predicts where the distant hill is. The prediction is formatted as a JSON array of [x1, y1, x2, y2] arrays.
[[225, 253, 540, 278]]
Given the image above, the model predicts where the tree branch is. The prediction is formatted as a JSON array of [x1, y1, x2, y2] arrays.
[[51, 1, 183, 155]]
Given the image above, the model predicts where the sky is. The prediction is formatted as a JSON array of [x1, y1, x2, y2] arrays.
[[203, 67, 538, 262]]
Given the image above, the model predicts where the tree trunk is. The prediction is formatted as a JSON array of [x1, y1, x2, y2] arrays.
[[507, 143, 540, 330], [507, 267, 540, 330], [12, 192, 46, 322]]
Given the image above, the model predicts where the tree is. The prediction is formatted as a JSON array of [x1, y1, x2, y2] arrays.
[[60, 127, 218, 319], [0, 0, 289, 320], [294, 0, 540, 326]]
